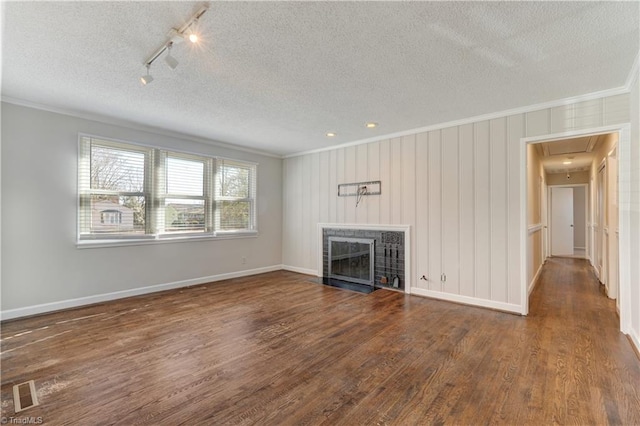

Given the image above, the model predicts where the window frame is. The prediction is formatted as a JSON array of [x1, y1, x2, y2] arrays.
[[78, 137, 154, 241], [77, 134, 258, 247], [156, 150, 212, 237], [214, 158, 258, 234]]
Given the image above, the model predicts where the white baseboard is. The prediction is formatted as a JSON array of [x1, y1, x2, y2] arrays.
[[528, 264, 544, 295], [0, 265, 282, 321], [282, 265, 319, 276], [409, 287, 523, 315], [629, 328, 640, 358]]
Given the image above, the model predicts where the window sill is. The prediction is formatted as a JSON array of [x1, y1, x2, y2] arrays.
[[76, 231, 259, 249]]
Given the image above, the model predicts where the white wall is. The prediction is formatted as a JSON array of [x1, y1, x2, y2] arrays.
[[1, 103, 283, 318], [546, 171, 589, 185], [526, 144, 544, 293], [283, 94, 630, 314]]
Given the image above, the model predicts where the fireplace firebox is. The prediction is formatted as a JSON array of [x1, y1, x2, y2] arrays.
[[328, 237, 375, 286]]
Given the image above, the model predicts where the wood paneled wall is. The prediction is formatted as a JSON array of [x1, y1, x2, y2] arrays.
[[283, 94, 629, 313]]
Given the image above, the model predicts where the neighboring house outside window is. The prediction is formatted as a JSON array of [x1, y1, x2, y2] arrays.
[[92, 202, 134, 231]]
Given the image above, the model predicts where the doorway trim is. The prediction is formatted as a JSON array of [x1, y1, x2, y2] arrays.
[[596, 159, 607, 283], [520, 123, 631, 335]]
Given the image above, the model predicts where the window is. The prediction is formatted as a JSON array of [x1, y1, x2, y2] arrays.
[[78, 136, 257, 242], [161, 153, 209, 234], [79, 139, 151, 237], [216, 159, 257, 232]]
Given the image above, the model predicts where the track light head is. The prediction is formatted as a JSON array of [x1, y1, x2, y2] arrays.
[[165, 42, 179, 70], [140, 73, 153, 85], [165, 54, 179, 70], [141, 64, 154, 85], [186, 16, 201, 43], [168, 20, 201, 45]]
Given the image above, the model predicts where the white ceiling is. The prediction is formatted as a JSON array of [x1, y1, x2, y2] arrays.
[[2, 1, 638, 156]]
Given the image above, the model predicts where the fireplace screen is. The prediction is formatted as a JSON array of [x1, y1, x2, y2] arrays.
[[328, 237, 375, 286]]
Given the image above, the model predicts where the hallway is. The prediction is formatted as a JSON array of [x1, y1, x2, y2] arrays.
[[528, 256, 640, 424]]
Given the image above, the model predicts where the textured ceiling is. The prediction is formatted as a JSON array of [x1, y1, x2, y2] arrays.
[[2, 1, 638, 156]]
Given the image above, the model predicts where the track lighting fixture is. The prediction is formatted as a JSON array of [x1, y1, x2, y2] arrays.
[[164, 42, 179, 70], [140, 4, 208, 85], [140, 64, 154, 85]]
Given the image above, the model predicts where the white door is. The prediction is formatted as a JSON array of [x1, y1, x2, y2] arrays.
[[541, 178, 549, 260], [551, 187, 574, 256]]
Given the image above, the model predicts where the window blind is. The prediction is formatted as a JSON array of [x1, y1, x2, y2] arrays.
[[215, 159, 257, 232], [163, 154, 207, 233], [79, 138, 150, 237]]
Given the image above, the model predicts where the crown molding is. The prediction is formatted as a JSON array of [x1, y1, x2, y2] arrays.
[[284, 85, 630, 159], [0, 96, 281, 159]]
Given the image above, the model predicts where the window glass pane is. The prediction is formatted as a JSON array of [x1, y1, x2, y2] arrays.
[[165, 198, 205, 232], [219, 200, 250, 230], [219, 165, 249, 198], [90, 195, 145, 234], [91, 145, 145, 192], [167, 157, 204, 196]]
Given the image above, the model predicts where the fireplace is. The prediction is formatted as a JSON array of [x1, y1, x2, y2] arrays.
[[320, 225, 408, 293], [328, 237, 375, 286]]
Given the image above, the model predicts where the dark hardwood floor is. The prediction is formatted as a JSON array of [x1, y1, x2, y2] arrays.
[[2, 257, 639, 425]]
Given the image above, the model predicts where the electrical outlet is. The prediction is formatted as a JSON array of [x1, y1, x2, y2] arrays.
[[241, 257, 247, 264]]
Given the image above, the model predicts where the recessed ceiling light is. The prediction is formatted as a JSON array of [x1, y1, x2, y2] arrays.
[[563, 161, 572, 165], [366, 122, 378, 128], [188, 33, 199, 43], [326, 132, 336, 137]]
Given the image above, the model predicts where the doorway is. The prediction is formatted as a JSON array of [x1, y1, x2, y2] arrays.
[[522, 124, 630, 335]]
